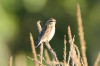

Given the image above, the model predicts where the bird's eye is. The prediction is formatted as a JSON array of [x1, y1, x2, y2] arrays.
[[49, 20, 53, 22]]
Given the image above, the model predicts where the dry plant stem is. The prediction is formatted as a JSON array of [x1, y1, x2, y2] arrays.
[[68, 26, 82, 66], [40, 44, 43, 65], [37, 21, 44, 66], [63, 35, 67, 66], [94, 53, 100, 66], [44, 49, 51, 62], [51, 61, 64, 65], [37, 21, 42, 32], [68, 26, 74, 66], [44, 49, 52, 66], [27, 56, 45, 66], [77, 4, 88, 66], [9, 56, 13, 66], [30, 33, 39, 66], [45, 42, 59, 64], [74, 44, 84, 66], [68, 51, 71, 65]]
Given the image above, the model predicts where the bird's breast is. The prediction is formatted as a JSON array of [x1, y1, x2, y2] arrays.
[[47, 26, 55, 41]]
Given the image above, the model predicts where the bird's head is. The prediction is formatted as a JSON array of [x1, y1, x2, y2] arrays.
[[46, 18, 56, 26]]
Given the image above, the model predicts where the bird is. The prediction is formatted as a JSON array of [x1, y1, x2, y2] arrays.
[[36, 18, 56, 48]]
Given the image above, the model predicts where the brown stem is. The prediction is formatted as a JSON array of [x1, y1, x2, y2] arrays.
[[37, 21, 44, 66], [30, 33, 39, 66], [45, 41, 60, 66]]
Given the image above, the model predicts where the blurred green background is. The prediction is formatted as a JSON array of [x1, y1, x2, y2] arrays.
[[0, 0, 100, 66]]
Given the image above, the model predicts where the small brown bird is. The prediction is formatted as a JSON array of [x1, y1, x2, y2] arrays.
[[36, 18, 56, 47]]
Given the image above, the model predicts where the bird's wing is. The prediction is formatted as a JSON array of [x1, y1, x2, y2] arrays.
[[36, 25, 47, 44]]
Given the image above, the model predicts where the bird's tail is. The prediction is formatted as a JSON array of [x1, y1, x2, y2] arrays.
[[35, 43, 41, 48], [35, 41, 41, 48]]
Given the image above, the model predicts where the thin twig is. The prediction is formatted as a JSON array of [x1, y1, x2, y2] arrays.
[[44, 49, 52, 66], [94, 53, 100, 66], [45, 41, 60, 66], [74, 44, 84, 66], [68, 26, 74, 66], [77, 4, 88, 66], [9, 56, 13, 66], [45, 42, 59, 62], [40, 44, 43, 65], [37, 21, 42, 33], [63, 35, 67, 66], [44, 49, 51, 62], [30, 33, 39, 66], [68, 26, 82, 66], [27, 56, 45, 66], [37, 21, 44, 66], [68, 51, 71, 65]]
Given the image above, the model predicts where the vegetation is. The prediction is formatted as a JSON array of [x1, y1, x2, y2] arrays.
[[8, 4, 100, 66]]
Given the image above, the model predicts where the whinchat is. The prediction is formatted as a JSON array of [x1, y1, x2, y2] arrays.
[[36, 18, 56, 47]]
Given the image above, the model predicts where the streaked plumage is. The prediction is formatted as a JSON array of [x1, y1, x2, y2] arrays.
[[36, 18, 56, 47]]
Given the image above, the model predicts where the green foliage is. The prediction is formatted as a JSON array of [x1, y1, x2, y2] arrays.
[[0, 0, 100, 66]]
